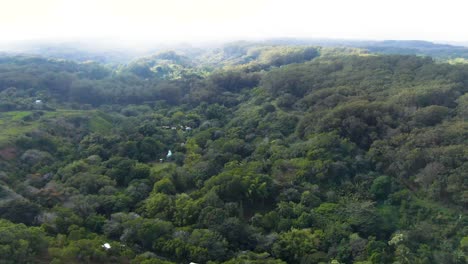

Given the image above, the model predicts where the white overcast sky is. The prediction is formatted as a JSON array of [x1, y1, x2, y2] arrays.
[[0, 0, 467, 44]]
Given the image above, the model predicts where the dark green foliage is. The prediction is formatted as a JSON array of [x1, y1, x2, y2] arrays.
[[0, 199, 41, 225], [0, 46, 466, 264], [0, 219, 48, 263], [412, 105, 450, 126], [371, 176, 392, 200]]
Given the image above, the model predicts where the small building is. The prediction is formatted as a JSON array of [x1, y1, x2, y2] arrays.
[[166, 150, 172, 158], [35, 100, 42, 104], [102, 243, 111, 250]]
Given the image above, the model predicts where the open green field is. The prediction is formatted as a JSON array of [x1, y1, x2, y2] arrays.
[[0, 111, 40, 146], [0, 109, 113, 146]]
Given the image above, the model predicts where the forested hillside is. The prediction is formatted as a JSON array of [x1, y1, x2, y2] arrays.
[[0, 45, 467, 263]]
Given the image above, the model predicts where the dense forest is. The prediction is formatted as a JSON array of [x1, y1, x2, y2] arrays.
[[0, 43, 467, 263]]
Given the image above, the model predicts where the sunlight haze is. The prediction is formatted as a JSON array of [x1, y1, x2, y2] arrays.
[[0, 0, 467, 44]]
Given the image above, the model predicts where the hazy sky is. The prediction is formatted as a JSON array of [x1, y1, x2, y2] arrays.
[[1, 0, 467, 44]]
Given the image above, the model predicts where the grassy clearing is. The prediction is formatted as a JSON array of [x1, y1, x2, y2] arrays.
[[0, 111, 38, 146], [3, 111, 32, 121], [0, 109, 113, 146], [88, 112, 113, 134]]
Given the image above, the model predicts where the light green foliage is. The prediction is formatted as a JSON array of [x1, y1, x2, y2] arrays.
[[153, 178, 176, 195], [258, 46, 319, 67], [222, 251, 287, 264], [0, 219, 48, 263], [173, 194, 202, 226], [389, 233, 405, 246], [272, 228, 325, 263], [143, 193, 175, 219]]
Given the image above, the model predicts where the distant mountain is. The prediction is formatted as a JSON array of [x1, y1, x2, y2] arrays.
[[2, 38, 468, 64], [0, 42, 138, 64], [263, 38, 468, 60]]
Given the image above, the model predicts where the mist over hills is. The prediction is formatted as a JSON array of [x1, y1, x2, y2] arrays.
[[2, 38, 468, 64]]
